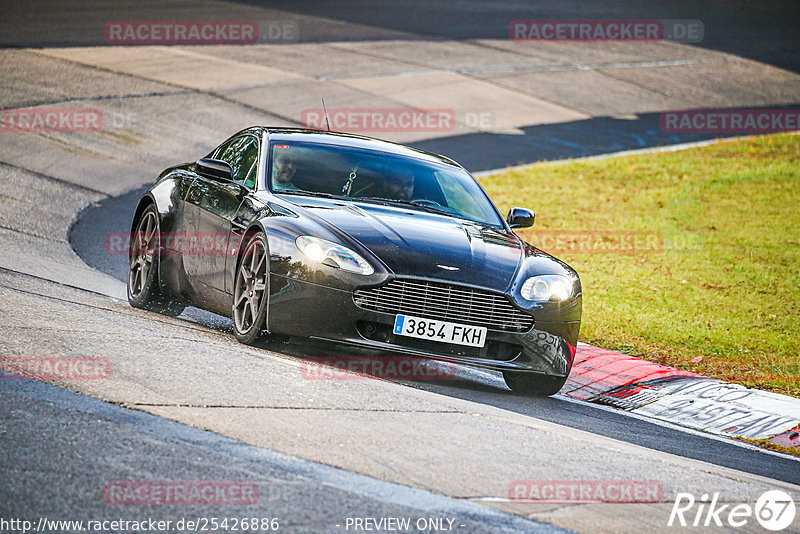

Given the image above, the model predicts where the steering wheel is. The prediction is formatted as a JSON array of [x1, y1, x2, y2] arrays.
[[410, 199, 442, 207]]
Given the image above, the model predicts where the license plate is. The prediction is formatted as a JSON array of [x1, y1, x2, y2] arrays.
[[393, 314, 487, 348]]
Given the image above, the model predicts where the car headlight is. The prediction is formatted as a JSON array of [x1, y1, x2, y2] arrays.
[[520, 275, 573, 302], [295, 236, 374, 275]]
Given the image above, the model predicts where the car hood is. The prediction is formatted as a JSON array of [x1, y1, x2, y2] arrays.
[[287, 197, 525, 292]]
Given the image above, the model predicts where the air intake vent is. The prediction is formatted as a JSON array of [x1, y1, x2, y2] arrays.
[[354, 279, 533, 332]]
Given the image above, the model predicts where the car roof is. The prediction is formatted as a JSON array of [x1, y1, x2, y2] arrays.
[[251, 127, 463, 169]]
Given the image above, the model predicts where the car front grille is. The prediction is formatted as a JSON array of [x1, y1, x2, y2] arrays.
[[353, 279, 533, 332]]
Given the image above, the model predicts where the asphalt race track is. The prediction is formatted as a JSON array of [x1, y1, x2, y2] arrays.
[[2, 2, 800, 533]]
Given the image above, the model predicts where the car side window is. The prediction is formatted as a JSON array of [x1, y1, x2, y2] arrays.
[[216, 135, 259, 188]]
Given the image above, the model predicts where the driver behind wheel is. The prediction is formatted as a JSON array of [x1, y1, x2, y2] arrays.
[[384, 172, 415, 200], [272, 153, 300, 191]]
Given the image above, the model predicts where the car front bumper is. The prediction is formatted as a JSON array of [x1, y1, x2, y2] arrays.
[[266, 274, 580, 376]]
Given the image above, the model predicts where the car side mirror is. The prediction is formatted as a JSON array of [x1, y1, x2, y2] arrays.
[[196, 158, 233, 182], [506, 207, 535, 229]]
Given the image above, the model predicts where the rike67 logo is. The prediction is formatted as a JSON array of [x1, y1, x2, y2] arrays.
[[669, 490, 796, 531]]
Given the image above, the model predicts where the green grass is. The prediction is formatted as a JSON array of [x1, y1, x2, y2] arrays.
[[480, 133, 800, 398]]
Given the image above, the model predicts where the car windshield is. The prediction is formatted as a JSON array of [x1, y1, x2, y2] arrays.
[[268, 141, 504, 226]]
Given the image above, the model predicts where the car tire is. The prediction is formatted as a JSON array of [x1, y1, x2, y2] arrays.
[[503, 371, 567, 396], [127, 204, 185, 317], [233, 231, 270, 345]]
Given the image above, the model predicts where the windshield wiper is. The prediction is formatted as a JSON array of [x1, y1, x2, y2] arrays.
[[276, 190, 348, 200], [356, 197, 456, 218]]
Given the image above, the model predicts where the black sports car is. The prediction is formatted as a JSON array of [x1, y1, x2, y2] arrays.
[[128, 127, 582, 395]]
